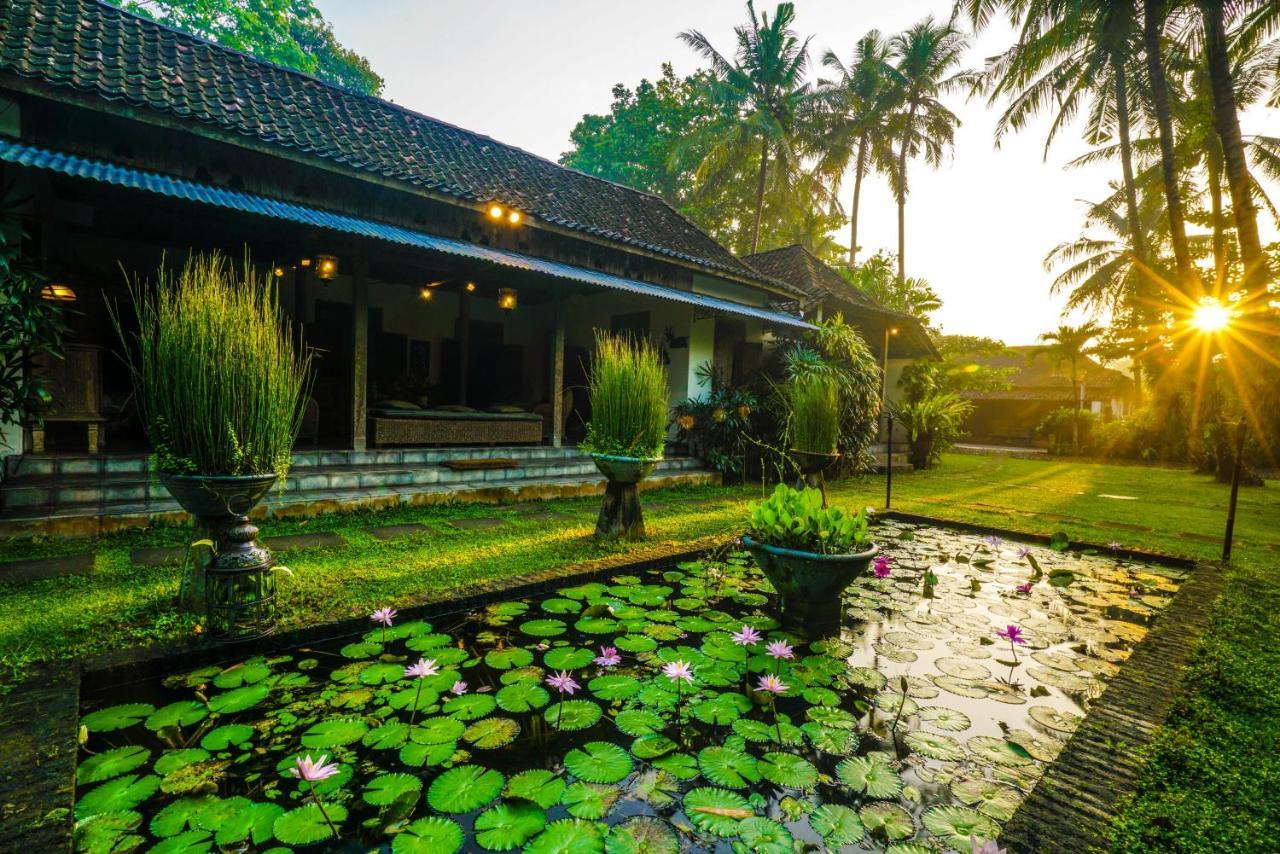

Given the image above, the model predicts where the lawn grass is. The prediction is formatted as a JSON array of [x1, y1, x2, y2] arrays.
[[0, 452, 1275, 848]]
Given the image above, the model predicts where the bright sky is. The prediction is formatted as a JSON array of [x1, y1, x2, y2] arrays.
[[315, 0, 1277, 345]]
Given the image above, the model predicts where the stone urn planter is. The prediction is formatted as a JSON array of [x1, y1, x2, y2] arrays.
[[791, 449, 839, 507], [590, 453, 660, 541], [742, 535, 877, 637], [160, 472, 279, 641]]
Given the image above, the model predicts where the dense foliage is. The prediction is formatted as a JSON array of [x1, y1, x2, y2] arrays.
[[112, 0, 383, 95], [747, 484, 870, 554], [891, 393, 973, 470], [670, 363, 758, 478], [785, 373, 839, 455], [580, 332, 668, 460], [112, 253, 312, 479]]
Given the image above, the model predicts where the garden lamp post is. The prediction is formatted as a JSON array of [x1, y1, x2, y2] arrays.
[[880, 326, 899, 403], [882, 326, 898, 509]]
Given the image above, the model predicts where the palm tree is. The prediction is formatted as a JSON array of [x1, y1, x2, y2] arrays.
[[679, 2, 817, 254], [1031, 321, 1104, 452], [887, 18, 972, 286], [817, 31, 900, 265]]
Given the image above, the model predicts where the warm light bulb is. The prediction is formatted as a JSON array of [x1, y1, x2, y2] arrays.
[[1191, 299, 1232, 333], [488, 204, 504, 220], [419, 287, 434, 301], [465, 282, 476, 292], [273, 266, 285, 278], [889, 327, 899, 335], [508, 210, 521, 225]]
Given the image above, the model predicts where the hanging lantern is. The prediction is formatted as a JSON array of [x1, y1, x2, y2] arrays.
[[40, 282, 77, 302], [498, 288, 517, 310], [314, 254, 339, 280]]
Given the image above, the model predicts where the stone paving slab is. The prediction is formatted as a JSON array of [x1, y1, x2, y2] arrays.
[[447, 517, 507, 530], [130, 546, 186, 567], [364, 523, 437, 541], [0, 553, 93, 582], [261, 532, 348, 552]]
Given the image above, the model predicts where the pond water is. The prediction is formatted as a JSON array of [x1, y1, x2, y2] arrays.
[[73, 520, 1185, 853]]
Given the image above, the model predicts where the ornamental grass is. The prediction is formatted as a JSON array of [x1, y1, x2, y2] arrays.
[[112, 252, 312, 480], [581, 330, 668, 459], [787, 373, 840, 455]]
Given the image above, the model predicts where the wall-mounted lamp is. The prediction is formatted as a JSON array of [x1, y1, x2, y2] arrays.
[[300, 257, 312, 267], [497, 288, 517, 311], [272, 266, 285, 278], [315, 254, 339, 280], [486, 202, 523, 225], [40, 282, 76, 302], [507, 210, 522, 225], [465, 281, 477, 293], [419, 287, 434, 301]]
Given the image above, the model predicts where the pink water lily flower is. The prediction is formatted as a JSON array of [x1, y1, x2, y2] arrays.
[[545, 671, 579, 695], [661, 659, 695, 685], [404, 658, 439, 679], [290, 754, 341, 782], [370, 607, 397, 627], [996, 624, 1027, 645], [731, 625, 762, 646], [1015, 582, 1033, 594], [971, 835, 1007, 854], [755, 673, 788, 694], [765, 640, 795, 661], [873, 555, 892, 578], [450, 680, 469, 695], [594, 646, 622, 668]]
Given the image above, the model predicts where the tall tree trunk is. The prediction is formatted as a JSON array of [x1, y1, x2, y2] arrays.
[[1201, 0, 1270, 296], [751, 137, 770, 254], [896, 101, 918, 286], [1114, 66, 1148, 266], [849, 132, 868, 266], [1207, 150, 1227, 294], [1142, 0, 1195, 290], [1071, 360, 1081, 454]]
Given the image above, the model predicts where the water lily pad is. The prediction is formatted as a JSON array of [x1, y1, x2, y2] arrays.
[[604, 816, 678, 854], [846, 667, 888, 690], [147, 828, 211, 852], [362, 721, 411, 750], [917, 705, 972, 732], [525, 819, 604, 854], [496, 679, 549, 713], [444, 692, 497, 721], [565, 741, 633, 784], [82, 703, 155, 733], [904, 730, 967, 762], [932, 674, 990, 698], [615, 709, 665, 737], [74, 810, 144, 854], [683, 787, 754, 836], [1007, 728, 1065, 761], [212, 801, 282, 847], [757, 752, 818, 790], [272, 802, 347, 846], [561, 781, 619, 819], [363, 772, 422, 806], [614, 634, 658, 653], [412, 716, 467, 744], [465, 717, 521, 749], [77, 746, 151, 786], [76, 774, 160, 820], [967, 735, 1036, 766], [301, 716, 368, 749], [212, 661, 270, 688], [474, 801, 547, 850], [697, 745, 760, 788], [737, 816, 793, 853], [399, 739, 456, 768], [545, 647, 595, 670], [358, 662, 406, 685], [391, 816, 463, 853], [630, 733, 678, 760], [144, 701, 208, 732], [340, 640, 382, 659], [935, 656, 992, 681], [541, 597, 582, 614], [520, 619, 567, 637], [427, 765, 504, 813], [922, 804, 1000, 850], [153, 749, 209, 776], [691, 692, 752, 725], [809, 803, 864, 847], [836, 754, 903, 798], [505, 769, 566, 809], [859, 802, 914, 841], [951, 777, 1024, 821], [1028, 704, 1082, 733], [207, 682, 270, 714], [486, 647, 535, 670], [199, 724, 253, 751], [544, 699, 601, 731]]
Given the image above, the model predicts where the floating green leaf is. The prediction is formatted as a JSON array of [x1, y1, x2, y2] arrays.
[[922, 804, 1000, 850], [75, 774, 160, 820], [81, 703, 155, 733], [615, 709, 665, 737], [77, 746, 151, 786], [444, 693, 497, 721], [836, 754, 903, 798], [543, 699, 601, 731], [199, 724, 253, 751], [757, 752, 818, 790], [967, 735, 1036, 767], [153, 749, 209, 776], [630, 733, 677, 760], [362, 721, 411, 750], [737, 816, 793, 854], [474, 801, 547, 851], [561, 781, 619, 819], [564, 742, 633, 784], [464, 717, 520, 749], [859, 802, 915, 841], [604, 816, 679, 854], [683, 787, 754, 836], [207, 683, 269, 714], [485, 647, 534, 670], [496, 680, 549, 713], [300, 716, 368, 749], [905, 730, 967, 762], [74, 810, 144, 854], [809, 803, 864, 847], [505, 769, 566, 809], [427, 765, 504, 814], [519, 619, 567, 637], [412, 716, 467, 744], [545, 647, 594, 670], [697, 746, 760, 789], [363, 772, 422, 806], [212, 801, 282, 847], [951, 777, 1024, 821], [917, 705, 972, 732], [272, 802, 348, 846], [524, 819, 604, 854], [144, 701, 207, 732], [589, 674, 641, 701], [212, 661, 270, 688], [391, 816, 463, 853]]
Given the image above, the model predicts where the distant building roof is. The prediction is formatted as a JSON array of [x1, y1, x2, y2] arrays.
[[960, 346, 1135, 401], [0, 0, 795, 295], [742, 244, 937, 359]]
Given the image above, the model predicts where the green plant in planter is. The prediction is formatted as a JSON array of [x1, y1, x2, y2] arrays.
[[787, 375, 839, 455], [112, 253, 312, 479], [580, 330, 667, 459], [747, 484, 870, 556]]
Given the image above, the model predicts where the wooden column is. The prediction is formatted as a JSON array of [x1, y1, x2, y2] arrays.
[[350, 255, 368, 451], [457, 290, 471, 406], [551, 295, 566, 448]]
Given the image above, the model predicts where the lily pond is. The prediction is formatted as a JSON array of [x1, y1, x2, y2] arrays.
[[74, 520, 1186, 853]]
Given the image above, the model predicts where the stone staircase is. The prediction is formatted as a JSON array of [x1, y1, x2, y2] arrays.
[[0, 446, 719, 537], [870, 443, 913, 474]]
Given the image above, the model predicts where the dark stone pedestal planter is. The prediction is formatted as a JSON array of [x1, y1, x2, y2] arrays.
[[591, 454, 660, 541], [791, 449, 839, 507], [742, 535, 876, 637], [160, 473, 278, 641]]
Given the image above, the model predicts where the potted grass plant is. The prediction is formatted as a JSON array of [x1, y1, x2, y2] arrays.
[[742, 484, 875, 636], [113, 253, 312, 638], [786, 373, 840, 506], [580, 331, 667, 540]]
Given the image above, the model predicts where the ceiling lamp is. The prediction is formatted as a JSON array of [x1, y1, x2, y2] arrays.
[[40, 282, 76, 302], [314, 254, 339, 280], [488, 203, 505, 220], [497, 288, 517, 310], [507, 210, 522, 225], [272, 266, 285, 278], [419, 287, 434, 301], [465, 281, 476, 293]]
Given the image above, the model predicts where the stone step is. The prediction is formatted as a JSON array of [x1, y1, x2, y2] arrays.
[[0, 456, 703, 512], [0, 467, 722, 538]]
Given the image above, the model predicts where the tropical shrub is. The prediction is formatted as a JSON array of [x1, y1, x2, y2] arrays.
[[581, 331, 668, 459], [1035, 406, 1098, 455], [892, 392, 972, 469], [747, 484, 871, 555], [786, 373, 839, 455], [670, 362, 758, 477], [112, 253, 312, 479]]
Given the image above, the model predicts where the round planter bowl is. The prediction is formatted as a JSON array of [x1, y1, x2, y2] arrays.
[[590, 453, 661, 485], [159, 473, 278, 520], [741, 535, 876, 638], [791, 449, 840, 476]]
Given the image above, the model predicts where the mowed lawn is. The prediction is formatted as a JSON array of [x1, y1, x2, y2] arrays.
[[0, 452, 1275, 849]]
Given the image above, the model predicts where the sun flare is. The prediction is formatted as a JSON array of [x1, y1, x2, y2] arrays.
[[1191, 299, 1233, 333]]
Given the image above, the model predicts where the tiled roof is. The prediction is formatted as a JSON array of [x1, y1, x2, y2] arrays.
[[0, 0, 776, 286], [961, 347, 1133, 400]]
